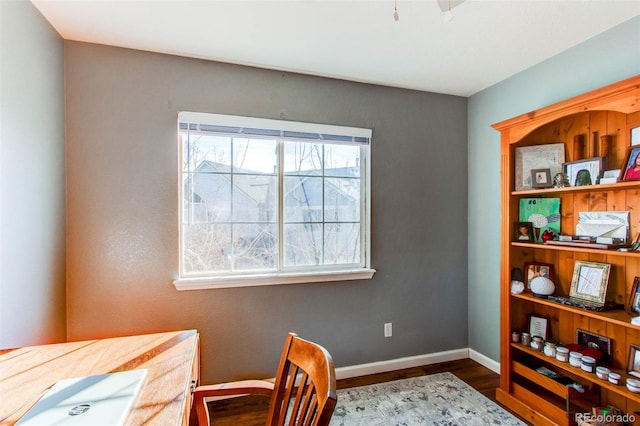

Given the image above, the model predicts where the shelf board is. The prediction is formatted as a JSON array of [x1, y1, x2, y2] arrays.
[[511, 292, 638, 329], [511, 241, 640, 257], [512, 342, 640, 403], [512, 180, 640, 196]]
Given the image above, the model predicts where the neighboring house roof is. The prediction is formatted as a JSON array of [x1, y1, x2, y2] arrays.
[[186, 161, 359, 218]]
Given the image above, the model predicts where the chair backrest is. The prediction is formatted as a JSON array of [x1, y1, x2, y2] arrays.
[[266, 333, 337, 426]]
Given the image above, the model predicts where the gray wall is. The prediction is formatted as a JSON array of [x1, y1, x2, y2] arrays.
[[0, 0, 66, 348], [467, 16, 640, 361], [64, 42, 468, 383]]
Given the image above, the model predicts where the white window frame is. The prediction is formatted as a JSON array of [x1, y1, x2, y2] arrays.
[[173, 112, 375, 290]]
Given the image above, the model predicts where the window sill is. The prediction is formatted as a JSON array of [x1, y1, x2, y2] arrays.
[[173, 268, 376, 291]]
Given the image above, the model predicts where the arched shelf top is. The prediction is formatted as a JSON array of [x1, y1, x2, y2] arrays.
[[492, 75, 640, 144]]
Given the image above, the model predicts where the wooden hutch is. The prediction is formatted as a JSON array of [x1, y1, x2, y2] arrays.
[[494, 75, 640, 425]]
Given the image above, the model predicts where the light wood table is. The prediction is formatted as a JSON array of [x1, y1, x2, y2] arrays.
[[0, 329, 199, 425]]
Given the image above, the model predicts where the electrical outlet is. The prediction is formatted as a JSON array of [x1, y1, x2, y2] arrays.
[[384, 322, 392, 338]]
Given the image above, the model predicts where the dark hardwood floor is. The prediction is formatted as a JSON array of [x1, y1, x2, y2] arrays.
[[206, 358, 526, 425]]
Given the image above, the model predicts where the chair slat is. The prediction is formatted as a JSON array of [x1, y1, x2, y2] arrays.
[[192, 333, 336, 426]]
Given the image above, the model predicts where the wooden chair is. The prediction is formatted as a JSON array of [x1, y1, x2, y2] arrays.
[[192, 333, 337, 426]]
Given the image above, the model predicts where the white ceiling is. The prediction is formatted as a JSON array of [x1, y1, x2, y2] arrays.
[[31, 0, 640, 97]]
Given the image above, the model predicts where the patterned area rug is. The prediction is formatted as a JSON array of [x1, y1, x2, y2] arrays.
[[330, 372, 525, 425]]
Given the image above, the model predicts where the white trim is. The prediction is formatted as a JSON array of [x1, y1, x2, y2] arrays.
[[178, 111, 372, 139], [205, 349, 496, 402], [469, 348, 500, 374], [335, 348, 469, 380], [177, 112, 373, 283], [174, 268, 376, 290]]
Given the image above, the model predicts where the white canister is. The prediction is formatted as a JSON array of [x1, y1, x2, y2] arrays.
[[569, 351, 583, 367], [555, 346, 569, 362], [531, 336, 544, 351], [595, 366, 610, 380], [543, 342, 556, 358], [608, 372, 621, 385], [581, 355, 596, 373]]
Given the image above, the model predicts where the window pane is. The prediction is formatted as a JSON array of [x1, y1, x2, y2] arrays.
[[284, 142, 322, 175], [232, 175, 276, 222], [324, 144, 361, 177], [233, 138, 277, 174], [184, 133, 232, 173], [324, 177, 360, 222], [284, 224, 322, 266], [284, 176, 323, 223], [183, 172, 231, 223], [231, 224, 277, 270], [183, 223, 231, 273], [324, 223, 361, 265]]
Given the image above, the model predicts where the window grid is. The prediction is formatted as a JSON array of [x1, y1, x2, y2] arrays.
[[178, 113, 371, 282]]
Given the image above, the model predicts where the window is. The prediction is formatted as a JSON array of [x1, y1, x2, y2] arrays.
[[175, 112, 374, 290]]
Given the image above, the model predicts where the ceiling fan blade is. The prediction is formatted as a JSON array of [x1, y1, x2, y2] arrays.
[[436, 0, 466, 13]]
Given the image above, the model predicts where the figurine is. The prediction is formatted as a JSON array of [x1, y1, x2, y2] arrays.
[[553, 173, 570, 188], [541, 229, 556, 242]]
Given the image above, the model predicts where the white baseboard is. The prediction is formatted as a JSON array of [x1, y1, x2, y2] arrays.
[[206, 348, 499, 402], [469, 348, 500, 374], [335, 348, 469, 380], [335, 348, 500, 380]]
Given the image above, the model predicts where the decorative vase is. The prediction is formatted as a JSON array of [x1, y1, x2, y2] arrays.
[[530, 276, 555, 298]]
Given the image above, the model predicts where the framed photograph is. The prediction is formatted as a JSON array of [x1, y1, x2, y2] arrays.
[[622, 146, 640, 181], [519, 198, 561, 242], [569, 261, 611, 305], [628, 344, 640, 378], [632, 126, 640, 146], [627, 277, 640, 316], [563, 156, 605, 186], [515, 143, 565, 191], [531, 168, 552, 189], [577, 329, 612, 365], [514, 222, 534, 242], [529, 315, 549, 340], [524, 262, 554, 290]]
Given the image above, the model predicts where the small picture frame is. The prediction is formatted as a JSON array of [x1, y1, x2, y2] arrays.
[[529, 315, 549, 340], [628, 344, 640, 378], [514, 143, 565, 191], [569, 261, 611, 305], [563, 156, 605, 186], [531, 168, 552, 189], [514, 222, 534, 242], [569, 260, 611, 305], [627, 277, 640, 316], [621, 146, 640, 181], [577, 329, 612, 365], [524, 262, 555, 290], [632, 126, 640, 146]]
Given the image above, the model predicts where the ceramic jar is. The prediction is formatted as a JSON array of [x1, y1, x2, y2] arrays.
[[608, 372, 621, 385], [595, 366, 610, 380], [543, 342, 556, 358], [569, 351, 583, 367], [531, 336, 544, 351], [555, 346, 569, 362], [581, 355, 596, 373]]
